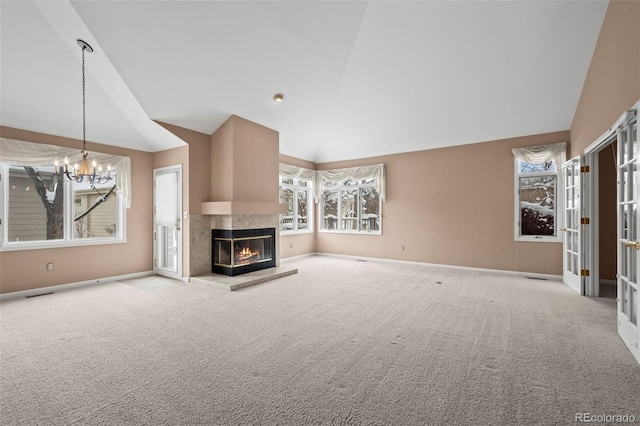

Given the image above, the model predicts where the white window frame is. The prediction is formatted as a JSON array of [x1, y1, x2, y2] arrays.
[[279, 176, 313, 235], [513, 152, 565, 242], [0, 164, 126, 252], [319, 179, 382, 235]]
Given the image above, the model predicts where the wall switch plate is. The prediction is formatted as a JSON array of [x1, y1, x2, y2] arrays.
[[46, 262, 54, 271]]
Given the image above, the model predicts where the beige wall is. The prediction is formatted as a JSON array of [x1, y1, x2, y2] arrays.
[[208, 115, 280, 203], [314, 131, 569, 275], [210, 115, 280, 204], [156, 121, 211, 211], [599, 142, 617, 281], [570, 0, 640, 157], [0, 126, 154, 294], [211, 117, 235, 202], [233, 116, 279, 203]]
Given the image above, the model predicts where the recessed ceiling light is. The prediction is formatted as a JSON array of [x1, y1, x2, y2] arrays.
[[273, 93, 284, 103]]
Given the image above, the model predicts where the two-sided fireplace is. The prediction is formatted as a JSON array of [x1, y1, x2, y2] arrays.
[[212, 228, 276, 276]]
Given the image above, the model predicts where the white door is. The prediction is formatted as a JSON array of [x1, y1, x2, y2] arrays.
[[562, 157, 582, 294], [153, 165, 182, 280], [617, 117, 639, 363]]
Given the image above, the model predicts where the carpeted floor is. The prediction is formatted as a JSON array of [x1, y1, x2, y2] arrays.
[[1, 255, 639, 425]]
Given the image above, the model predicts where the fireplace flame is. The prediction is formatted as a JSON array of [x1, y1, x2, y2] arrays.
[[235, 246, 260, 265]]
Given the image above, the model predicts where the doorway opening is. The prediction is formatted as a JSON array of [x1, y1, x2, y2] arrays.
[[597, 141, 617, 299]]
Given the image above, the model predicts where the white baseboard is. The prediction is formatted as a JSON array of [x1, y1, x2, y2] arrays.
[[312, 252, 563, 281], [280, 253, 317, 262], [0, 271, 154, 301]]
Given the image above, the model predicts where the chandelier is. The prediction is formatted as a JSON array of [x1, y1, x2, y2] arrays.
[[55, 39, 112, 184]]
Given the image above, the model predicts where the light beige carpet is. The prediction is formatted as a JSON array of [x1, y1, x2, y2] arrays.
[[1, 255, 639, 425]]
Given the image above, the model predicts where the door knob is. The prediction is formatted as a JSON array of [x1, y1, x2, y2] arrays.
[[625, 241, 640, 250], [561, 228, 567, 232]]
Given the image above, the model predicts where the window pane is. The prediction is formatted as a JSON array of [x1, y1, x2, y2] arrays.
[[297, 190, 308, 230], [280, 188, 294, 231], [8, 166, 64, 242], [281, 177, 293, 185], [322, 190, 338, 230], [633, 123, 638, 160], [519, 176, 555, 236], [361, 187, 380, 231], [73, 174, 118, 239], [519, 160, 556, 173], [295, 179, 308, 187], [341, 189, 358, 230]]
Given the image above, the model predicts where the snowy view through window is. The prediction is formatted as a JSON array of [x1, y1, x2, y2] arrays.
[[321, 178, 380, 233], [518, 160, 556, 236], [280, 177, 311, 233], [4, 165, 118, 244]]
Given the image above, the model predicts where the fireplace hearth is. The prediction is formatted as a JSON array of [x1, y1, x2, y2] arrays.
[[212, 228, 276, 276]]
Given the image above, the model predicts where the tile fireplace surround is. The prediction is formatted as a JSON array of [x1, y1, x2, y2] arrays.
[[189, 213, 281, 278]]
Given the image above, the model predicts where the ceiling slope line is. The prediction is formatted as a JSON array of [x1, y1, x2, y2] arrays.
[[32, 0, 186, 152]]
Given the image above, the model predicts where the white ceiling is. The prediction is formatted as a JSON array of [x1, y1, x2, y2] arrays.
[[1, 1, 608, 163]]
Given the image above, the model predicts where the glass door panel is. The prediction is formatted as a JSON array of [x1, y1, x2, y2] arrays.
[[153, 166, 182, 280], [617, 118, 639, 363], [562, 157, 581, 293]]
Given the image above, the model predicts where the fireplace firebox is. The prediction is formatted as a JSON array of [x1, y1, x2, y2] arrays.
[[212, 228, 276, 276]]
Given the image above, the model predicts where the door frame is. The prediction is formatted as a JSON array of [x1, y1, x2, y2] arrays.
[[583, 109, 633, 296], [583, 101, 639, 365], [153, 164, 183, 280]]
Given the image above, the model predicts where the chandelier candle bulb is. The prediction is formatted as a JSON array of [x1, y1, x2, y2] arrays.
[[54, 159, 59, 173]]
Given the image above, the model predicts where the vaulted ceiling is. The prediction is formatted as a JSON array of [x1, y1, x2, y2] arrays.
[[1, 1, 608, 163]]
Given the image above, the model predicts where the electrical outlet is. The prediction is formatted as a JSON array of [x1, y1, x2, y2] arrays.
[[401, 245, 405, 252], [46, 262, 54, 272], [290, 243, 294, 248]]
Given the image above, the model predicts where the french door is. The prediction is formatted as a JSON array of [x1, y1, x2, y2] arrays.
[[562, 157, 583, 294], [617, 116, 639, 363], [153, 165, 182, 280]]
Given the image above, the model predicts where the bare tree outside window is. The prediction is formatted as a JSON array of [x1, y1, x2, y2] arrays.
[[517, 160, 557, 237], [9, 166, 65, 241]]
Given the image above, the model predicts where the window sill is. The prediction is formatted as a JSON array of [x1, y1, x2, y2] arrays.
[[280, 229, 314, 236], [0, 237, 126, 252], [319, 230, 382, 236], [515, 235, 561, 243]]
